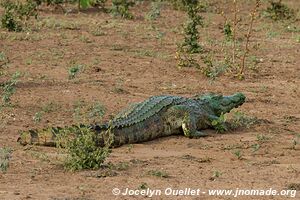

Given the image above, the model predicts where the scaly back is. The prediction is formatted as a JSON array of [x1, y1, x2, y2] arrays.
[[111, 95, 188, 128]]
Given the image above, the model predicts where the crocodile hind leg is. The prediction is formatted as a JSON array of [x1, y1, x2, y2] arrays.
[[164, 105, 208, 138]]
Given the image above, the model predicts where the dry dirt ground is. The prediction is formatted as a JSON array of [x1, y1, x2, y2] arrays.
[[0, 0, 300, 199]]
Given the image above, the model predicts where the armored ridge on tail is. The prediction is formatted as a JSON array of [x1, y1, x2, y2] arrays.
[[18, 93, 246, 148]]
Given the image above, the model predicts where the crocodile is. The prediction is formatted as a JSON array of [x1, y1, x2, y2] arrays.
[[18, 93, 246, 148]]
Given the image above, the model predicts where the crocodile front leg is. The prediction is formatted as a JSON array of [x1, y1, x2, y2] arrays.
[[182, 114, 208, 138], [164, 105, 208, 138], [208, 114, 229, 131]]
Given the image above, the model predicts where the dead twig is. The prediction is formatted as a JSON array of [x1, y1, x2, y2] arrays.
[[239, 0, 260, 79]]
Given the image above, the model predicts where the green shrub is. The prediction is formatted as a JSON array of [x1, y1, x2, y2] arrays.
[[90, 0, 107, 9], [34, 0, 102, 10], [180, 0, 204, 54], [111, 0, 135, 19], [263, 0, 295, 21], [62, 126, 112, 171], [168, 0, 209, 12], [1, 0, 38, 31], [1, 0, 22, 31], [175, 0, 204, 69]]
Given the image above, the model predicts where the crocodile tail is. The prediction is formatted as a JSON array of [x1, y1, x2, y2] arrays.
[[17, 124, 104, 147], [18, 126, 64, 147]]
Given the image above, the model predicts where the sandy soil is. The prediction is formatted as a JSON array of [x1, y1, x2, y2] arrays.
[[0, 0, 299, 199]]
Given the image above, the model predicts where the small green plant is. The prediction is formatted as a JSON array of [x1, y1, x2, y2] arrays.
[[112, 161, 130, 170], [209, 170, 222, 181], [1, 71, 21, 105], [110, 0, 135, 19], [25, 58, 32, 65], [213, 170, 222, 177], [223, 21, 233, 41], [145, 0, 162, 21], [42, 101, 61, 113], [73, 100, 85, 121], [211, 113, 228, 133], [148, 169, 169, 178], [138, 182, 148, 190], [291, 135, 299, 150], [126, 144, 133, 153], [1, 0, 38, 31], [0, 52, 9, 68], [33, 111, 43, 123], [263, 0, 295, 21], [233, 149, 242, 159], [0, 147, 12, 172], [63, 126, 112, 171], [200, 54, 214, 77], [266, 30, 279, 39], [286, 183, 300, 191], [251, 143, 260, 152], [90, 26, 106, 36], [256, 134, 270, 142], [283, 115, 298, 123], [68, 64, 82, 79], [295, 35, 300, 43], [80, 35, 93, 43]]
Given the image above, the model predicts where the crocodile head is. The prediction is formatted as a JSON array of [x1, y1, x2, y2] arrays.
[[197, 93, 246, 116]]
